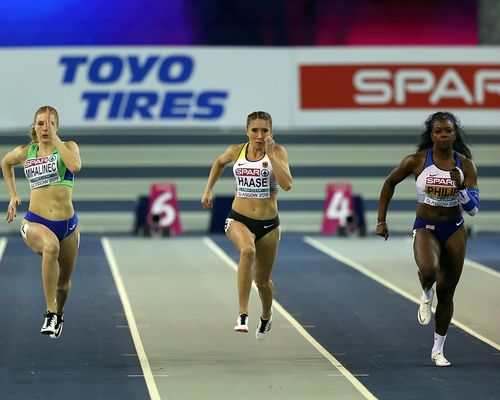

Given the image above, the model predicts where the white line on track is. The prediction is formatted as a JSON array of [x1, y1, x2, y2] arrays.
[[304, 236, 500, 351], [0, 238, 7, 262], [102, 237, 161, 400], [464, 258, 500, 279], [203, 236, 377, 400], [115, 325, 150, 328]]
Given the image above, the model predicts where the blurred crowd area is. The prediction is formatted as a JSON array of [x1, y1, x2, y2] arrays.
[[3, 0, 498, 46]]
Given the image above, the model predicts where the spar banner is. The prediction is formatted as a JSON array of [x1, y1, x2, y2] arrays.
[[0, 47, 499, 129], [295, 47, 500, 128]]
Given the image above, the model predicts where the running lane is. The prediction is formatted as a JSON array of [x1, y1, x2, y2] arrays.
[[213, 234, 500, 400], [0, 235, 149, 400]]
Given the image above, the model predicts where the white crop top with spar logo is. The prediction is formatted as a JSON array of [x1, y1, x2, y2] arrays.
[[233, 143, 278, 199], [416, 148, 464, 207]]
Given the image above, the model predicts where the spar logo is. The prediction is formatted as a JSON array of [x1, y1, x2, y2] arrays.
[[426, 177, 454, 185], [235, 168, 261, 176], [300, 64, 500, 108], [24, 155, 56, 167], [59, 54, 229, 120]]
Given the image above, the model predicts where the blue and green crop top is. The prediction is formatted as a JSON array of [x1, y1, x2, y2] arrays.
[[23, 143, 74, 189]]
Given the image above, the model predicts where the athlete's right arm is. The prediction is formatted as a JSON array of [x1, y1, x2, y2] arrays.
[[2, 145, 28, 222], [376, 153, 420, 240], [201, 144, 240, 209]]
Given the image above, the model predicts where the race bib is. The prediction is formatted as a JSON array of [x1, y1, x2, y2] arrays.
[[24, 154, 61, 189]]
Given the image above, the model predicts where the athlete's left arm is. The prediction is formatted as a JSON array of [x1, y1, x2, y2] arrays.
[[53, 138, 82, 174], [457, 158, 479, 216], [265, 137, 292, 191]]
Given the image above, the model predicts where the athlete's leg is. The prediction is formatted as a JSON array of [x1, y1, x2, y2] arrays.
[[20, 221, 60, 313], [413, 229, 441, 292], [254, 227, 280, 319], [226, 221, 256, 314], [435, 227, 467, 335], [55, 229, 80, 315]]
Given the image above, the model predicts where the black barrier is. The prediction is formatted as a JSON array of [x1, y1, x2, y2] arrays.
[[337, 195, 367, 237], [209, 196, 233, 233], [133, 196, 149, 235], [133, 195, 170, 237]]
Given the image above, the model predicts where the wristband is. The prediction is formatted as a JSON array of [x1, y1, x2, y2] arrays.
[[459, 187, 479, 216]]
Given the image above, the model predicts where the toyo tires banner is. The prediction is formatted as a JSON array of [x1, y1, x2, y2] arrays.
[[1, 47, 499, 130]]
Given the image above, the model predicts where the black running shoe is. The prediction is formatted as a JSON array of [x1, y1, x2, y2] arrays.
[[40, 311, 57, 335], [50, 313, 64, 339]]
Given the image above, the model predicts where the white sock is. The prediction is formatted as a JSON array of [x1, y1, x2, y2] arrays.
[[432, 332, 447, 353], [422, 287, 434, 300]]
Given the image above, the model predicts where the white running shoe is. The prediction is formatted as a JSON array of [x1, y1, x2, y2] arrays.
[[256, 314, 272, 340], [40, 311, 58, 335], [417, 290, 433, 325], [50, 313, 64, 339], [431, 351, 451, 367], [234, 313, 249, 333]]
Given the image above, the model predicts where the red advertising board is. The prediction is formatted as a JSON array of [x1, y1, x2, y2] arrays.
[[321, 183, 354, 235], [147, 183, 182, 235], [301, 64, 500, 109]]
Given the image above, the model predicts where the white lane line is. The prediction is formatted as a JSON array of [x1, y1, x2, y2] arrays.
[[0, 236, 6, 317], [115, 325, 150, 329], [0, 238, 7, 262], [102, 237, 161, 400], [464, 258, 500, 279], [304, 236, 500, 351], [203, 237, 377, 400]]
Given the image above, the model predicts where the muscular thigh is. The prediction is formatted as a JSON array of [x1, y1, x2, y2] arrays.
[[440, 227, 467, 285], [20, 220, 58, 255], [226, 220, 255, 251], [413, 228, 441, 269], [58, 228, 80, 272], [254, 227, 280, 276]]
